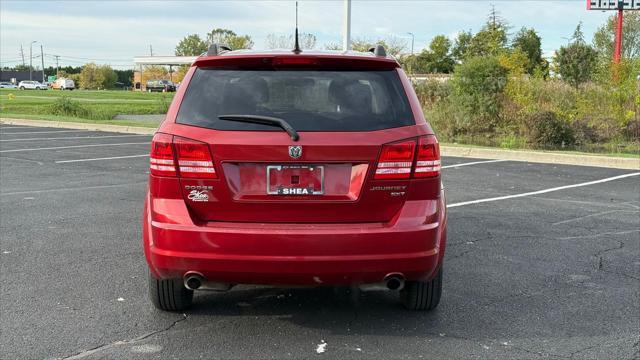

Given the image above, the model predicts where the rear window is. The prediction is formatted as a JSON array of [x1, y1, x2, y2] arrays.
[[176, 69, 415, 132]]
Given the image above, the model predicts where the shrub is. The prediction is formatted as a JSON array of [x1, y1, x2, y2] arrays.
[[49, 97, 88, 118], [571, 119, 601, 145], [524, 111, 575, 148], [49, 97, 116, 120], [413, 79, 451, 110], [450, 56, 508, 133]]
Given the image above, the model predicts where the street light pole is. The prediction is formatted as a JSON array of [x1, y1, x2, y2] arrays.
[[342, 0, 351, 51], [407, 32, 415, 55], [29, 41, 36, 80]]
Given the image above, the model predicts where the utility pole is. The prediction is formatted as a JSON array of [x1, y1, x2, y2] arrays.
[[29, 41, 36, 80], [40, 45, 45, 83], [149, 45, 153, 56], [342, 0, 351, 51], [20, 44, 25, 67], [407, 32, 415, 55], [53, 55, 60, 78]]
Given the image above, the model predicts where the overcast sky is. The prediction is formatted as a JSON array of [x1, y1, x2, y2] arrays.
[[0, 0, 612, 69]]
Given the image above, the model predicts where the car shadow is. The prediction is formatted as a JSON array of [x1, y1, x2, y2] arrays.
[[185, 285, 450, 337]]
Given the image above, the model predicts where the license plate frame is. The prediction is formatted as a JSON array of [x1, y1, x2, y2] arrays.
[[266, 165, 325, 195]]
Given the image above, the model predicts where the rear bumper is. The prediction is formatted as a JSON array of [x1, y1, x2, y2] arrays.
[[143, 193, 447, 286]]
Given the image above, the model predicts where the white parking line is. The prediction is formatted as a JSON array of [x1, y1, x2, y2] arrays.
[[0, 134, 150, 142], [55, 154, 149, 163], [442, 159, 508, 169], [0, 142, 150, 153], [447, 172, 640, 208], [0, 129, 89, 135]]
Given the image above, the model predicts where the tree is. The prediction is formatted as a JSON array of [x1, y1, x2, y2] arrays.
[[207, 28, 253, 50], [512, 27, 543, 74], [469, 22, 509, 57], [140, 65, 168, 85], [175, 34, 208, 56], [79, 63, 117, 89], [554, 24, 599, 88], [350, 36, 407, 57], [114, 69, 133, 87], [266, 33, 317, 50], [498, 48, 530, 75], [426, 35, 455, 73], [593, 12, 640, 60], [408, 35, 455, 74], [452, 31, 473, 62]]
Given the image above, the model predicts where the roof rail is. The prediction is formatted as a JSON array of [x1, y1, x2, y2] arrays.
[[368, 45, 387, 57], [206, 43, 233, 56]]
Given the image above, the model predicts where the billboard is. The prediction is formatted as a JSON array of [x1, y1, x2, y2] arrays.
[[588, 0, 640, 10]]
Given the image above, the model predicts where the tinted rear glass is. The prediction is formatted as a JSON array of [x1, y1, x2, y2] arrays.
[[176, 69, 415, 132]]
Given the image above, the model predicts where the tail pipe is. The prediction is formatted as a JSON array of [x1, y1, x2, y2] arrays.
[[183, 272, 234, 291], [183, 272, 204, 290], [384, 273, 405, 291]]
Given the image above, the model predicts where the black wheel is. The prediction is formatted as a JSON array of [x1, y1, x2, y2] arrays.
[[148, 272, 193, 311], [19, 86, 25, 90], [400, 267, 443, 311]]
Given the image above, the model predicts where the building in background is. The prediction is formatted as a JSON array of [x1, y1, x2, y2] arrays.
[[0, 70, 45, 84]]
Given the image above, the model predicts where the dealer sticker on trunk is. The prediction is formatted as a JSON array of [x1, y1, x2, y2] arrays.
[[187, 190, 209, 202]]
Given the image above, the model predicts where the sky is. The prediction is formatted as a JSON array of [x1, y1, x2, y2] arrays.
[[0, 0, 613, 69]]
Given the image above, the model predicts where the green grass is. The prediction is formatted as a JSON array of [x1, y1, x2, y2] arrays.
[[0, 88, 174, 122]]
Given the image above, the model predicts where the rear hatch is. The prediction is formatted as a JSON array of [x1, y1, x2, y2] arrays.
[[160, 60, 436, 223]]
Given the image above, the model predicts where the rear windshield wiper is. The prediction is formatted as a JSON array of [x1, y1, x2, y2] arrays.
[[218, 115, 300, 141]]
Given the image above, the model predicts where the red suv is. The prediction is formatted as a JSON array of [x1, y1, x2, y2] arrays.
[[143, 46, 447, 311]]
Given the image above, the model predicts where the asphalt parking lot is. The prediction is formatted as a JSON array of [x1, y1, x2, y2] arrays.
[[0, 124, 638, 359]]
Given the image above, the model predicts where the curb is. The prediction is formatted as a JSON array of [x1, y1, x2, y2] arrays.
[[441, 145, 639, 170], [0, 118, 157, 135], [2, 118, 638, 170]]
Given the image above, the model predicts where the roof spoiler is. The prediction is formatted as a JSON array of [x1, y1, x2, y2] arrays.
[[368, 45, 387, 57], [206, 43, 232, 56]]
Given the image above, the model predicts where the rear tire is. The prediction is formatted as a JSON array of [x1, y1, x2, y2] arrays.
[[148, 272, 193, 311], [400, 267, 443, 311]]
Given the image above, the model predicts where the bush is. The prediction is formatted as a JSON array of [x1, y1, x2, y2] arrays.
[[49, 97, 89, 118], [450, 56, 508, 133], [571, 119, 601, 145], [524, 111, 575, 148], [49, 97, 116, 120], [413, 79, 451, 110]]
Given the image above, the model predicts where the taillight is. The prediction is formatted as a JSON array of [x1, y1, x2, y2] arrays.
[[174, 136, 217, 179], [375, 140, 416, 179], [149, 134, 217, 178], [374, 136, 440, 180], [414, 136, 441, 178], [149, 133, 177, 177]]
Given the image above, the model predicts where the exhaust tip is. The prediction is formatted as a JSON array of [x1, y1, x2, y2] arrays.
[[384, 273, 405, 291], [184, 272, 203, 290]]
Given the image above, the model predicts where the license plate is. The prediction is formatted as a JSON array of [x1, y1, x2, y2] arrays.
[[266, 165, 324, 195]]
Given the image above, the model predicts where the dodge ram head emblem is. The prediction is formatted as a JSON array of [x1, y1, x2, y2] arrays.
[[288, 145, 302, 159]]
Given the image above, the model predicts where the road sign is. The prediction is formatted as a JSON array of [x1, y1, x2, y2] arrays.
[[588, 0, 640, 10]]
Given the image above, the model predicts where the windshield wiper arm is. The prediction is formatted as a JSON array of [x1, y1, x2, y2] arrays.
[[218, 115, 300, 142]]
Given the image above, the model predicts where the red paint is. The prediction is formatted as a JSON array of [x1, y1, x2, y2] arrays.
[[143, 50, 447, 286]]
